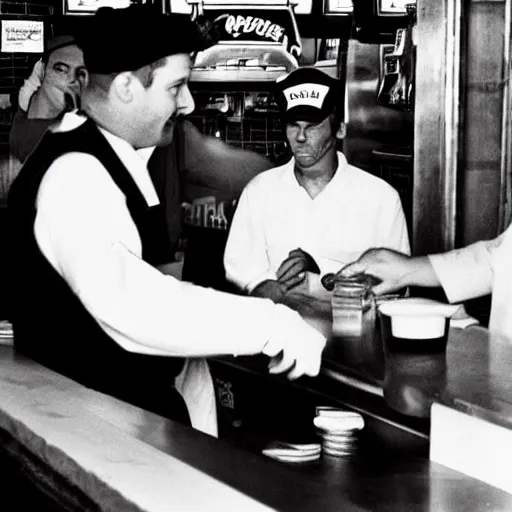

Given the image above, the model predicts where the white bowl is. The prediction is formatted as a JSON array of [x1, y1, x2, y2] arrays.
[[379, 298, 459, 340]]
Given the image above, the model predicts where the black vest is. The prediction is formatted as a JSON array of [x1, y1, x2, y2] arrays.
[[8, 118, 190, 426]]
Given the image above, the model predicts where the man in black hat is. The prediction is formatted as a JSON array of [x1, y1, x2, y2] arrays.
[[7, 33, 271, 252], [224, 66, 410, 302], [8, 6, 326, 437]]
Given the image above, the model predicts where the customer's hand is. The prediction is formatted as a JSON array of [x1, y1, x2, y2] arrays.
[[44, 80, 81, 114], [263, 304, 326, 380], [339, 248, 413, 295], [277, 248, 320, 291]]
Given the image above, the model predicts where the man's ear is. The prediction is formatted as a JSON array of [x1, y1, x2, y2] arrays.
[[111, 72, 136, 103], [336, 122, 347, 140]]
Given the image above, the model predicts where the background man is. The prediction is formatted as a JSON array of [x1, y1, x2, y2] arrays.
[[224, 67, 410, 302], [8, 6, 325, 437], [9, 35, 86, 165]]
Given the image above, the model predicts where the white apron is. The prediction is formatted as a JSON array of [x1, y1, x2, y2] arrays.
[[175, 358, 218, 437]]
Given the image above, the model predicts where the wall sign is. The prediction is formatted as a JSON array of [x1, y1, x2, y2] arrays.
[[324, 0, 353, 14], [379, 0, 416, 15], [203, 8, 301, 57], [224, 14, 285, 43], [1, 20, 44, 53], [171, 0, 313, 15], [64, 0, 131, 15]]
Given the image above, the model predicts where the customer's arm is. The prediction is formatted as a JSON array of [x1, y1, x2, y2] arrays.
[[340, 249, 439, 295], [35, 154, 325, 378], [340, 235, 500, 299], [428, 236, 502, 302]]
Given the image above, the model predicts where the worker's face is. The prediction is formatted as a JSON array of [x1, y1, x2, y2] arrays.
[[133, 53, 194, 148], [42, 45, 87, 110], [286, 116, 337, 169]]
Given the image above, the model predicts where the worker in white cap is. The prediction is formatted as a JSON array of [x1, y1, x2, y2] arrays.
[[224, 66, 410, 302]]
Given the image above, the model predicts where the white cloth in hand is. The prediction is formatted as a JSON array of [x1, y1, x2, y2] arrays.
[[18, 59, 44, 111]]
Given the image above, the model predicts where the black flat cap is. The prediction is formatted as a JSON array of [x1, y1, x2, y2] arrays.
[[274, 67, 341, 124], [77, 5, 205, 74], [46, 35, 78, 58]]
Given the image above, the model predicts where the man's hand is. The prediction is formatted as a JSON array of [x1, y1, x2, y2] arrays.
[[44, 81, 81, 114], [339, 248, 412, 295], [263, 304, 326, 380], [277, 248, 320, 291], [339, 248, 438, 295], [250, 280, 287, 303]]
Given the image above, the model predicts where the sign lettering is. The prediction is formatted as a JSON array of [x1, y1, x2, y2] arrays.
[[201, 8, 301, 57], [1, 20, 44, 53], [284, 83, 329, 110], [225, 14, 285, 43]]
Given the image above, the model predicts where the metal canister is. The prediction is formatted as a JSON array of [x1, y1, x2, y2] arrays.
[[329, 274, 385, 382]]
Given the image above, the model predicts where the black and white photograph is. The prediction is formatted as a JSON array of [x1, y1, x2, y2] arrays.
[[0, 0, 510, 510]]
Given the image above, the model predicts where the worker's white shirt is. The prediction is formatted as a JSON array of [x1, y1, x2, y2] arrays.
[[225, 152, 411, 293], [429, 223, 512, 340], [33, 113, 289, 436]]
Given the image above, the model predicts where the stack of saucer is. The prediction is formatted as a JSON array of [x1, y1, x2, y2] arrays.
[[313, 407, 365, 458], [262, 440, 322, 464], [0, 320, 13, 346]]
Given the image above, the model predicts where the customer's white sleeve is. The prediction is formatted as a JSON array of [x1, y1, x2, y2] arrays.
[[224, 184, 277, 292], [35, 154, 288, 358], [428, 238, 500, 303]]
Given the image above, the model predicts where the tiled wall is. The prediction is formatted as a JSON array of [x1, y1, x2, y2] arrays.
[[188, 89, 290, 166]]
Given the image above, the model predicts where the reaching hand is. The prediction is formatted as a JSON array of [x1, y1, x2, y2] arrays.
[[276, 248, 320, 291], [263, 304, 326, 380], [338, 248, 414, 295]]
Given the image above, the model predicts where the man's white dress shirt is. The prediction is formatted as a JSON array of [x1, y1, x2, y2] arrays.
[[33, 113, 323, 436], [225, 152, 410, 293], [429, 223, 512, 340]]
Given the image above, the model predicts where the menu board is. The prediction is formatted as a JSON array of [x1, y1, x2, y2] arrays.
[[1, 20, 44, 53], [170, 0, 313, 15], [169, 0, 191, 14], [290, 0, 313, 14], [64, 0, 132, 15], [378, 0, 416, 15], [324, 0, 353, 14]]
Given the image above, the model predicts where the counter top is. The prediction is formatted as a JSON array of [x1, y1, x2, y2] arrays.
[[268, 291, 512, 430], [0, 345, 511, 511], [441, 325, 512, 429]]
